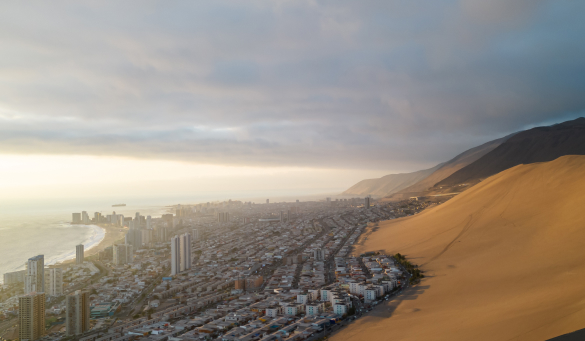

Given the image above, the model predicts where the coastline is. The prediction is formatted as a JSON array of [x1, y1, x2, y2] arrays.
[[51, 224, 127, 267]]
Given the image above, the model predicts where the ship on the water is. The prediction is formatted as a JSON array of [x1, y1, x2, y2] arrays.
[[112, 204, 126, 207]]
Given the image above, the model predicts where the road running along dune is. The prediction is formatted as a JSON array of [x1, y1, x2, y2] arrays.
[[331, 155, 585, 341]]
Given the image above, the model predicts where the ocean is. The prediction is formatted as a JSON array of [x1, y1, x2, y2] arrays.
[[0, 201, 169, 284], [0, 188, 345, 283]]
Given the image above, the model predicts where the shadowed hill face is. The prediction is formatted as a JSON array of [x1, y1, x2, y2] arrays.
[[331, 155, 585, 341], [342, 164, 442, 197], [436, 117, 585, 187], [385, 134, 511, 201]]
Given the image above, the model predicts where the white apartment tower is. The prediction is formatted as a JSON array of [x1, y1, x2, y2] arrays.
[[45, 268, 63, 296], [76, 244, 84, 264], [24, 255, 44, 295], [65, 290, 90, 336], [180, 233, 192, 272], [171, 236, 181, 276]]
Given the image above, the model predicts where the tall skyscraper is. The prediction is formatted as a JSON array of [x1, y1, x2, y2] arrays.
[[146, 215, 152, 229], [65, 291, 90, 336], [365, 196, 370, 209], [113, 244, 133, 265], [180, 233, 192, 272], [76, 244, 84, 264], [93, 212, 101, 223], [45, 268, 63, 296], [280, 211, 284, 222], [170, 236, 181, 276], [24, 255, 44, 295], [19, 292, 45, 341], [192, 229, 199, 241]]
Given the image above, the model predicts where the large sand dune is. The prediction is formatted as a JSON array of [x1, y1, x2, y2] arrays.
[[331, 155, 585, 341]]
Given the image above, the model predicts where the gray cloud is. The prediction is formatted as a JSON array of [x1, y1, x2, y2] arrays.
[[0, 0, 584, 171]]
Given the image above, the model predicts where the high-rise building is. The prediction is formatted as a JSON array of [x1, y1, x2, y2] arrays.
[[93, 212, 101, 223], [314, 249, 325, 261], [170, 236, 180, 276], [65, 290, 90, 336], [24, 255, 44, 295], [19, 292, 45, 341], [287, 210, 291, 222], [142, 229, 153, 246], [280, 211, 284, 222], [76, 244, 84, 264], [171, 233, 191, 275], [156, 227, 168, 242], [125, 229, 142, 249], [81, 211, 90, 224], [365, 196, 370, 209], [3, 270, 26, 285], [146, 215, 152, 229], [180, 233, 192, 272], [113, 244, 133, 265], [192, 229, 199, 241], [72, 213, 81, 223], [45, 268, 63, 296]]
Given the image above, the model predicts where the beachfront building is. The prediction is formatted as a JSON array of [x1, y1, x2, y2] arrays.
[[76, 244, 84, 264], [19, 292, 45, 341], [24, 255, 44, 295]]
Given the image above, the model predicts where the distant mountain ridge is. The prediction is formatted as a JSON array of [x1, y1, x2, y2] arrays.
[[436, 117, 585, 187], [386, 134, 512, 201], [342, 164, 442, 197]]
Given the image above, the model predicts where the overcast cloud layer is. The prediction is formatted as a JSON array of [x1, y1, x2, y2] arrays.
[[1, 0, 584, 171]]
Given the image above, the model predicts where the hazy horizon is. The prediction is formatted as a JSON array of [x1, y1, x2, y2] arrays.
[[1, 1, 584, 202]]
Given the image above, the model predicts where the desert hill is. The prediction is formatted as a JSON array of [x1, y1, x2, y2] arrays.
[[385, 135, 510, 201], [342, 164, 441, 197], [331, 155, 585, 341], [437, 117, 585, 187]]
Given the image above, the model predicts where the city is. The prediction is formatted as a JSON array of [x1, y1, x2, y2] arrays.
[[0, 197, 437, 341]]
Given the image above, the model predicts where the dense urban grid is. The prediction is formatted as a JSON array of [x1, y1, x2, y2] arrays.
[[0, 197, 439, 341]]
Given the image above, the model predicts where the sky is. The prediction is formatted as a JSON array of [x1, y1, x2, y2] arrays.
[[0, 0, 584, 202]]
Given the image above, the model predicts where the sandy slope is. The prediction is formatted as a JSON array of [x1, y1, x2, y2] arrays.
[[331, 155, 585, 341]]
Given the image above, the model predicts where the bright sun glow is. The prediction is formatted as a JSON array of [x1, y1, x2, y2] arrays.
[[0, 154, 386, 200]]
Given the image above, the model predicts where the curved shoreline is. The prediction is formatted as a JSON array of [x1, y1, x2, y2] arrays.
[[53, 224, 127, 267], [45, 224, 106, 266]]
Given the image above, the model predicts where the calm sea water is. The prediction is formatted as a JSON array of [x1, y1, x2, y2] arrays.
[[0, 188, 344, 283]]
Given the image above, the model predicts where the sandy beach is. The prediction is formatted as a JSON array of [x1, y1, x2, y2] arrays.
[[52, 224, 127, 267]]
